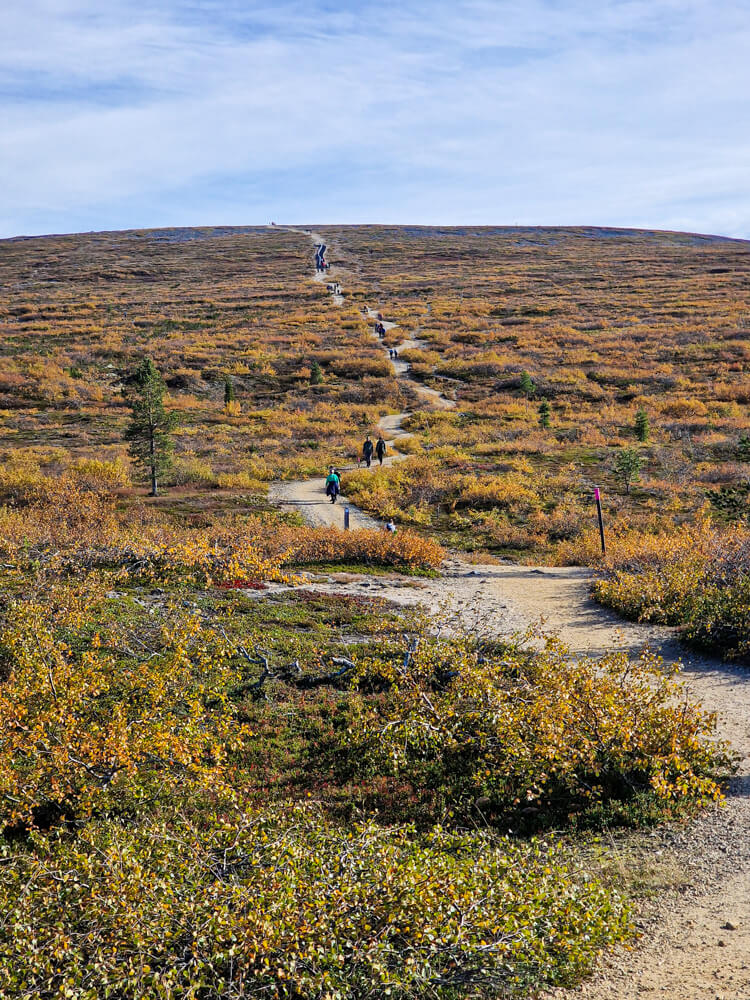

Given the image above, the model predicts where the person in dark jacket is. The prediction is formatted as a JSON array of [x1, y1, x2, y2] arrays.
[[362, 436, 374, 468], [375, 436, 386, 465]]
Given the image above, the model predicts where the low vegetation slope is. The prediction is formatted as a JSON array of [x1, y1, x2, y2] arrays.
[[0, 486, 731, 997], [0, 226, 407, 492], [329, 224, 750, 554], [0, 224, 745, 996]]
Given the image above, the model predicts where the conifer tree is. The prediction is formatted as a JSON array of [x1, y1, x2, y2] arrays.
[[538, 399, 551, 429], [634, 408, 650, 442], [124, 358, 178, 497], [224, 375, 235, 407], [519, 371, 535, 397], [613, 447, 644, 495], [310, 360, 323, 385]]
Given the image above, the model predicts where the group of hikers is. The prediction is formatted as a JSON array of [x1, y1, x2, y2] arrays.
[[324, 434, 387, 497], [324, 465, 396, 533], [313, 288, 394, 527], [314, 244, 329, 273], [361, 433, 386, 468]]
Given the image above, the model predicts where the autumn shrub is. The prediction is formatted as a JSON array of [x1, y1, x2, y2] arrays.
[[0, 596, 246, 827], [0, 449, 47, 500], [170, 453, 217, 487], [449, 474, 539, 513], [278, 525, 444, 571], [0, 477, 121, 562], [0, 806, 630, 999], [69, 456, 131, 488], [591, 515, 750, 659], [216, 470, 266, 491], [343, 630, 731, 828]]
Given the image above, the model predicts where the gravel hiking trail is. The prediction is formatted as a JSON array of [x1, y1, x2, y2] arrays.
[[269, 228, 454, 529], [267, 227, 750, 999]]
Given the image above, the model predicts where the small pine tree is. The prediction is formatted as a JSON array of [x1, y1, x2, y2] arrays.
[[634, 408, 650, 442], [310, 360, 323, 385], [613, 447, 644, 495], [538, 399, 551, 429], [124, 358, 178, 497], [519, 371, 535, 397], [738, 434, 750, 461], [224, 375, 235, 406]]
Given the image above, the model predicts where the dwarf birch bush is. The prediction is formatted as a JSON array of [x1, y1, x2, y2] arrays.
[[0, 806, 630, 999], [0, 596, 247, 826], [345, 630, 731, 827], [590, 515, 750, 659]]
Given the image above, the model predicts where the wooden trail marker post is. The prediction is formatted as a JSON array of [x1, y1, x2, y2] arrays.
[[594, 487, 606, 555]]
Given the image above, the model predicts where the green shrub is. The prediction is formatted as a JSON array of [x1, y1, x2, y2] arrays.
[[344, 630, 731, 829], [612, 447, 644, 494], [538, 399, 551, 428], [0, 806, 631, 999], [519, 370, 535, 396]]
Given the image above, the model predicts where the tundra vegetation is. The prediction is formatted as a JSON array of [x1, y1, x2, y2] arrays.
[[325, 225, 750, 658], [0, 225, 741, 997]]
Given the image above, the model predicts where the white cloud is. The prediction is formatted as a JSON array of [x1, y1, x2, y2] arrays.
[[1, 0, 749, 236]]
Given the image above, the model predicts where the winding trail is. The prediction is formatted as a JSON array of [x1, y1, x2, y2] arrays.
[[266, 226, 750, 999], [270, 229, 454, 528]]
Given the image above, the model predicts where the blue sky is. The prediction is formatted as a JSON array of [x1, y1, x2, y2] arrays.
[[2, 0, 750, 238]]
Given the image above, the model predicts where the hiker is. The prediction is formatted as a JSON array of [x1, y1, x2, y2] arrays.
[[362, 435, 374, 468], [325, 468, 340, 504], [385, 519, 397, 533], [375, 436, 386, 465]]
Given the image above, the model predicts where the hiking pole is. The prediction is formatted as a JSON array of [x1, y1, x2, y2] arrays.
[[344, 507, 350, 530], [594, 487, 606, 556]]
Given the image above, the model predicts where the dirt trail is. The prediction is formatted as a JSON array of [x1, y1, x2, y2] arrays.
[[365, 306, 456, 410], [266, 227, 750, 998], [282, 558, 750, 1000], [270, 230, 455, 528]]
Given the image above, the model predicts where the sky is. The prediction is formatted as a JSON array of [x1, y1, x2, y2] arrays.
[[2, 0, 750, 238]]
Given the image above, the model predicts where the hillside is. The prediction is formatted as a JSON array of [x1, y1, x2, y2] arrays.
[[0, 224, 748, 999], [2, 224, 749, 538]]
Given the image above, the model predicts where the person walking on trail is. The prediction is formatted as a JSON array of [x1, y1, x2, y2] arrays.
[[375, 436, 386, 465], [385, 519, 397, 533], [362, 435, 374, 468], [325, 468, 340, 503]]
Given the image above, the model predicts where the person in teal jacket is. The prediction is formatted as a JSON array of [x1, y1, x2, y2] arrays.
[[325, 468, 340, 503]]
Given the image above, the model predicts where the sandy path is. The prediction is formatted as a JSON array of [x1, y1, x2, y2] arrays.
[[266, 227, 750, 998], [282, 559, 750, 1000], [268, 475, 381, 530], [269, 233, 455, 526], [365, 306, 456, 410]]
